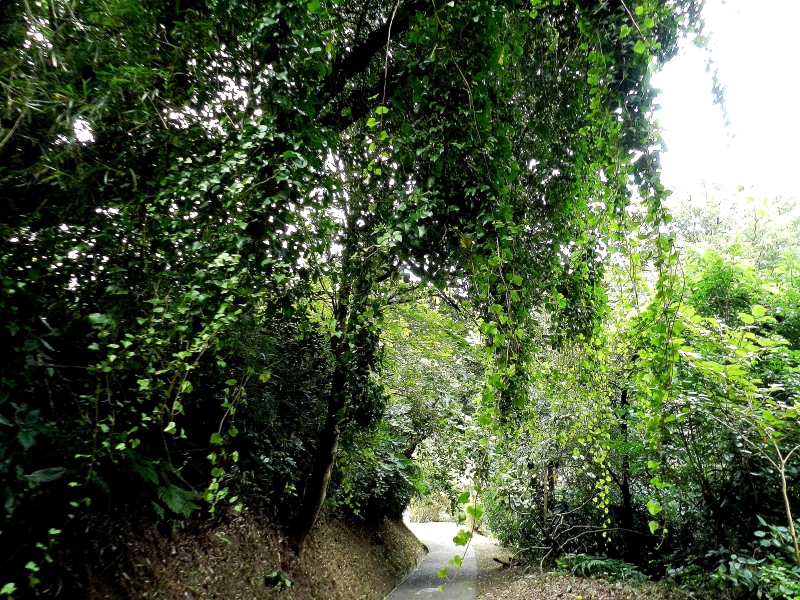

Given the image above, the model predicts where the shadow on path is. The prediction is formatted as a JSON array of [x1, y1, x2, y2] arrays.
[[387, 522, 477, 599]]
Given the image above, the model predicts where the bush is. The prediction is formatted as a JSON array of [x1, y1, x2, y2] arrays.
[[711, 520, 800, 600], [556, 554, 649, 583]]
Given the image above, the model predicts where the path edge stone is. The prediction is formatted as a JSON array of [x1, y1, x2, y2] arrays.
[[378, 542, 429, 599]]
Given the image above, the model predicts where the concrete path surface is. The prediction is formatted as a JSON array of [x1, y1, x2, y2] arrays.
[[387, 522, 477, 599]]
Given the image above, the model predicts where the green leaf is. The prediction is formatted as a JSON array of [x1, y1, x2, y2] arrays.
[[259, 370, 271, 383], [453, 529, 472, 546], [307, 0, 321, 13], [17, 430, 37, 450], [738, 312, 755, 325], [751, 305, 767, 318], [375, 106, 389, 115], [25, 468, 66, 483], [437, 567, 448, 578], [366, 117, 377, 128], [647, 500, 662, 515], [88, 313, 111, 325], [650, 476, 671, 489], [647, 460, 658, 470], [210, 433, 224, 445], [634, 40, 646, 54], [458, 492, 471, 504], [164, 422, 177, 434], [1, 582, 17, 595], [449, 555, 463, 567], [649, 521, 660, 534]]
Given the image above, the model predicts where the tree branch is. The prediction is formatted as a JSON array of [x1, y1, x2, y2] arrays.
[[316, 0, 430, 130]]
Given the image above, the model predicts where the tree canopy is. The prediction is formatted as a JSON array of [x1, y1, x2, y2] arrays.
[[0, 0, 711, 594]]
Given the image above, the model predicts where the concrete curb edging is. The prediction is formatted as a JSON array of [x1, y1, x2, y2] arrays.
[[379, 542, 429, 599]]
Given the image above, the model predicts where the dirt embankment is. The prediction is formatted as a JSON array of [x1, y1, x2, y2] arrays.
[[473, 538, 686, 600], [29, 511, 424, 600]]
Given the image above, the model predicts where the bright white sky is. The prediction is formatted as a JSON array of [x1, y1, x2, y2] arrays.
[[652, 0, 800, 199]]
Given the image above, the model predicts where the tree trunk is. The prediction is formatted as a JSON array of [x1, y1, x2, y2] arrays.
[[777, 446, 800, 568], [619, 389, 633, 532], [291, 362, 347, 553], [291, 211, 360, 554]]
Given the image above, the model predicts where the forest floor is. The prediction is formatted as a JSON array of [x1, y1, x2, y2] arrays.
[[46, 509, 425, 600], [473, 538, 687, 600]]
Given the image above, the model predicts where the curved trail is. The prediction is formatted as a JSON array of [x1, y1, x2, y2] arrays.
[[387, 522, 478, 599]]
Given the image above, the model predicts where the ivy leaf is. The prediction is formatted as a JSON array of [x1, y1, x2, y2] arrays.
[[449, 555, 463, 567], [18, 430, 37, 450], [649, 521, 660, 534], [634, 40, 647, 54], [259, 370, 271, 383], [453, 529, 472, 546], [458, 492, 471, 504], [1, 583, 17, 595], [437, 567, 448, 578], [647, 500, 662, 515]]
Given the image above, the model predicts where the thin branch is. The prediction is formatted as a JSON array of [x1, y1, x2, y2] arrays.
[[619, 1, 647, 45], [381, 0, 403, 105], [0, 109, 26, 153]]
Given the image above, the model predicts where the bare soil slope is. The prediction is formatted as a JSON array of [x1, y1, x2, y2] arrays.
[[37, 511, 424, 600]]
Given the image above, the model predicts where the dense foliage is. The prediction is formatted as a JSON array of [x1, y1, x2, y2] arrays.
[[461, 193, 800, 599], [0, 0, 725, 595]]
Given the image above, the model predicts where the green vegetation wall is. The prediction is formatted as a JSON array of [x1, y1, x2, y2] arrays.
[[1, 0, 701, 592]]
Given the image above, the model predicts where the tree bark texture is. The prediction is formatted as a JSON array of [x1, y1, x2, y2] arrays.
[[291, 363, 347, 552]]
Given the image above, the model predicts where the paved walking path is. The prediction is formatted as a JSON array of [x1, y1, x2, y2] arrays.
[[387, 522, 478, 599]]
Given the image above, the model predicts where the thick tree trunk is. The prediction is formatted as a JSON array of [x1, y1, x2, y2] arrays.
[[291, 212, 359, 554], [291, 363, 347, 553]]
